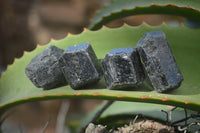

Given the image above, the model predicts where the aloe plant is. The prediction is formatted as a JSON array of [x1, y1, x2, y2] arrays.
[[88, 0, 200, 30], [0, 0, 200, 132]]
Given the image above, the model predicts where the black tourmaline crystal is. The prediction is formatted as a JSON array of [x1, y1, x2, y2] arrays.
[[101, 47, 145, 90], [137, 31, 183, 93], [25, 45, 67, 90], [60, 43, 102, 89]]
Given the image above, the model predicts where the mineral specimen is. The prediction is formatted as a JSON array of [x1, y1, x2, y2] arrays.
[[101, 47, 145, 90], [25, 45, 67, 90], [60, 43, 102, 89], [137, 31, 183, 93]]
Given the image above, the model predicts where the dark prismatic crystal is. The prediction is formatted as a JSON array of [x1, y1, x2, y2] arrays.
[[101, 47, 145, 90], [60, 43, 102, 89], [25, 45, 67, 90], [137, 31, 183, 93]]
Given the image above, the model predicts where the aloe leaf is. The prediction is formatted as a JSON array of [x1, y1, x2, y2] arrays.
[[0, 24, 200, 116], [88, 0, 200, 30]]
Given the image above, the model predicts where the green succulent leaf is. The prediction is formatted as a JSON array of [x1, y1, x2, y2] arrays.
[[88, 0, 200, 30], [0, 24, 200, 116]]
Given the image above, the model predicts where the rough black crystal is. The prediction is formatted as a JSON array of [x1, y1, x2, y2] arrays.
[[60, 43, 102, 89], [101, 47, 145, 90], [25, 45, 67, 90], [137, 31, 183, 93]]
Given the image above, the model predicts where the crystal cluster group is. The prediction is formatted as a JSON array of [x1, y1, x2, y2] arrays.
[[25, 31, 183, 93]]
